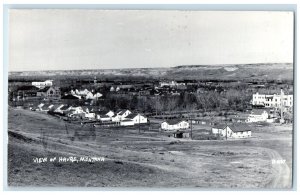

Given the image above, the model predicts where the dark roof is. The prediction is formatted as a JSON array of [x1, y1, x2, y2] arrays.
[[61, 94, 80, 99], [18, 85, 39, 91], [213, 124, 227, 129], [228, 123, 251, 132], [126, 113, 139, 119], [99, 115, 110, 118], [41, 104, 51, 109], [118, 109, 129, 115], [165, 119, 187, 125], [38, 86, 51, 92], [121, 119, 134, 122], [94, 110, 108, 115], [60, 105, 70, 110]]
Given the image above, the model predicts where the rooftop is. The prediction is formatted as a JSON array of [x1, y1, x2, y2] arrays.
[[38, 86, 51, 92], [164, 119, 187, 125]]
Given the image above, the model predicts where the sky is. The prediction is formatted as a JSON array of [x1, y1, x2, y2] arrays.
[[9, 10, 294, 71]]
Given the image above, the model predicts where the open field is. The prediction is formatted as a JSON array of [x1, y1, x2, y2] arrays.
[[7, 107, 293, 188]]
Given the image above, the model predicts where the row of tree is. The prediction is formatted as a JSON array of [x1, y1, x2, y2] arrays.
[[100, 89, 252, 114]]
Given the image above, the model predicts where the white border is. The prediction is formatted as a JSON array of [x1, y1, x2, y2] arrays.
[[1, 1, 299, 194]]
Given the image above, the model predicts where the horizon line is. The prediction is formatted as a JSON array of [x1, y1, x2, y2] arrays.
[[8, 62, 293, 73]]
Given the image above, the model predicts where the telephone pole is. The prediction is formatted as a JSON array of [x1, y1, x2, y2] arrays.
[[189, 114, 193, 140]]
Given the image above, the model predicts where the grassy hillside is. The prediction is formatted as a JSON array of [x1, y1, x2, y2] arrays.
[[9, 63, 293, 81]]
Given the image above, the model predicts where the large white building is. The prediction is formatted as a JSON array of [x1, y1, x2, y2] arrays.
[[161, 119, 189, 131], [252, 90, 293, 109], [159, 81, 185, 88], [32, 80, 53, 89]]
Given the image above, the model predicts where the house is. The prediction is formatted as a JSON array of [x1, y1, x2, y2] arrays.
[[173, 130, 190, 138], [85, 92, 103, 100], [161, 119, 190, 131], [95, 110, 114, 121], [160, 81, 185, 88], [32, 80, 53, 89], [37, 103, 53, 111], [246, 109, 269, 123], [68, 106, 84, 115], [120, 119, 135, 126], [36, 86, 61, 99], [211, 123, 252, 139], [61, 94, 81, 104], [85, 112, 96, 119], [97, 114, 111, 121], [53, 104, 68, 114], [105, 110, 115, 117], [125, 113, 148, 124], [16, 86, 40, 100], [112, 109, 132, 122]]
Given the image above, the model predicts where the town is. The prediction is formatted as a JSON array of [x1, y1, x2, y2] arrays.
[[8, 75, 293, 140]]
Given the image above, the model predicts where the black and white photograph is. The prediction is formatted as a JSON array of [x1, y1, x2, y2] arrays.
[[6, 7, 294, 189]]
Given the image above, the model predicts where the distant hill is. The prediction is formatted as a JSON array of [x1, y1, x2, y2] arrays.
[[9, 63, 293, 81]]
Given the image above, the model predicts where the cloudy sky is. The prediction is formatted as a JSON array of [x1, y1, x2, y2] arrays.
[[9, 10, 294, 71]]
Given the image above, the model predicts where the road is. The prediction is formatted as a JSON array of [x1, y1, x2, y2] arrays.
[[264, 147, 292, 188]]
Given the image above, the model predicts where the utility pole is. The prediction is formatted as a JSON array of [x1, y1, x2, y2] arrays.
[[155, 95, 158, 116], [138, 91, 141, 134], [139, 113, 141, 134], [189, 114, 193, 140]]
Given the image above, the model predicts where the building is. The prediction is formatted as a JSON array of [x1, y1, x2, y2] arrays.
[[32, 80, 53, 89], [16, 86, 40, 100], [112, 109, 132, 122], [85, 92, 103, 100], [120, 119, 135, 126], [85, 112, 96, 119], [68, 106, 84, 115], [53, 104, 69, 114], [37, 103, 53, 111], [161, 119, 189, 131], [125, 113, 148, 124], [94, 110, 114, 121], [160, 81, 185, 88], [36, 86, 61, 99], [61, 94, 81, 105], [246, 109, 269, 123], [173, 130, 190, 138], [252, 89, 293, 109], [211, 123, 252, 139]]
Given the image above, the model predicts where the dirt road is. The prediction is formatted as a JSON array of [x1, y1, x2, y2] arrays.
[[264, 147, 292, 188]]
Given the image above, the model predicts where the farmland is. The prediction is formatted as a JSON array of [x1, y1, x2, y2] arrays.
[[7, 107, 292, 188]]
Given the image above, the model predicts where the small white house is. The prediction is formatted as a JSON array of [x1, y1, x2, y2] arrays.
[[68, 106, 84, 115], [212, 124, 252, 139], [120, 119, 135, 126], [37, 103, 53, 111], [97, 114, 111, 121], [112, 109, 132, 122], [246, 109, 269, 123], [54, 104, 69, 114], [125, 113, 148, 124], [95, 110, 114, 121], [86, 92, 103, 100], [105, 110, 115, 117], [161, 119, 189, 131], [85, 112, 96, 119]]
